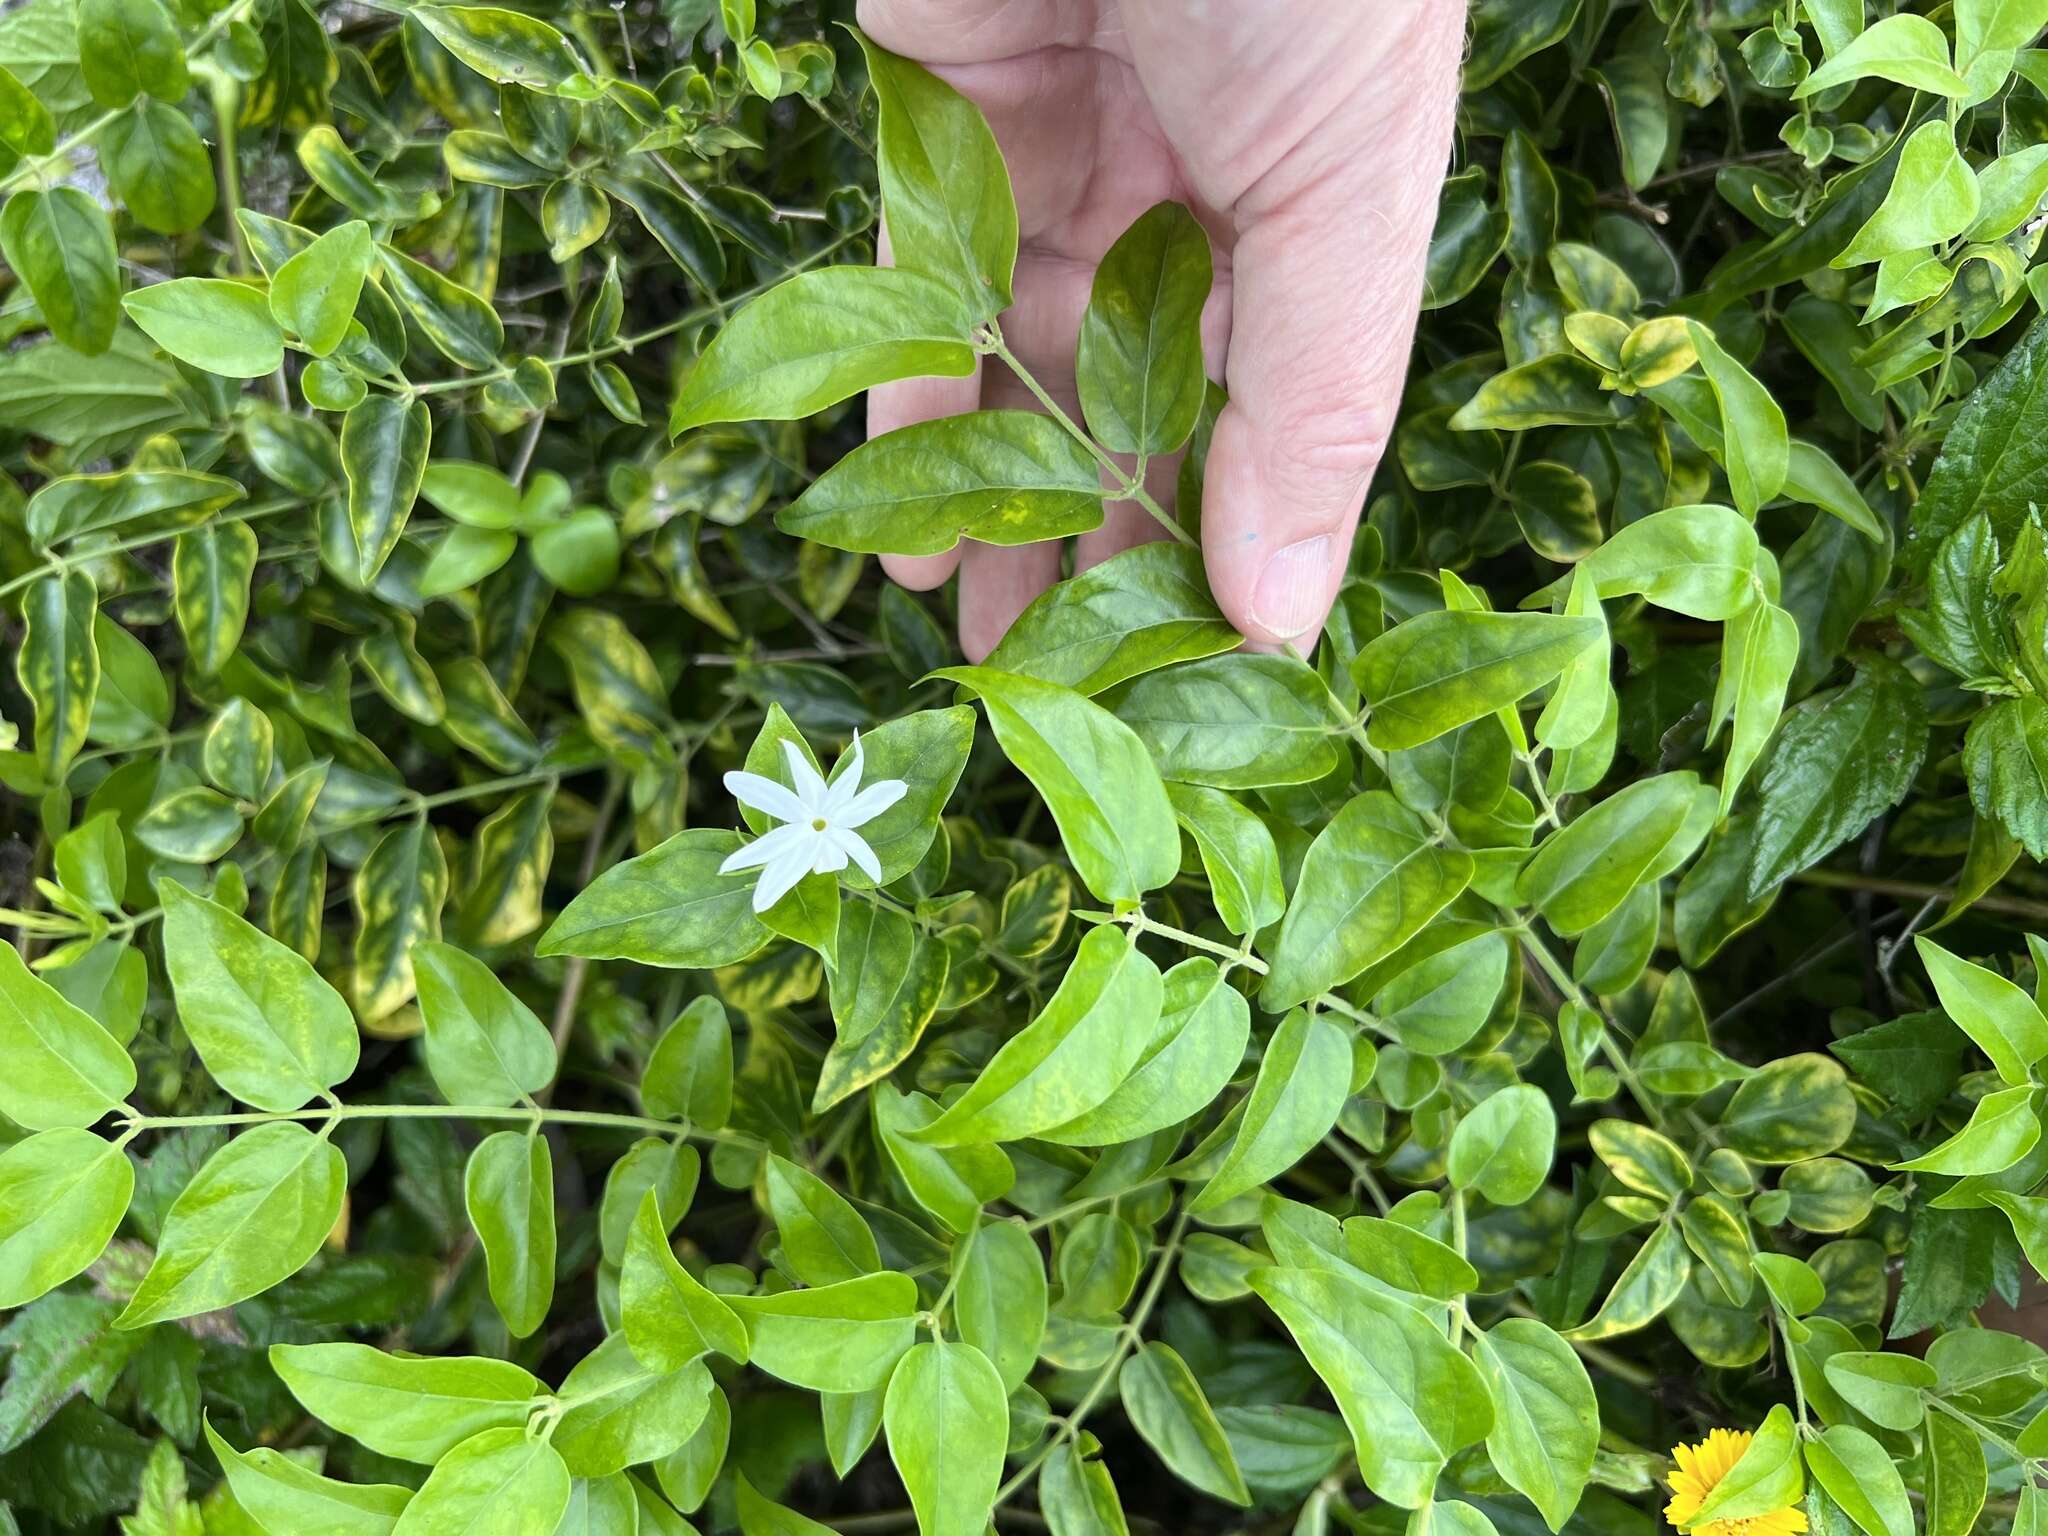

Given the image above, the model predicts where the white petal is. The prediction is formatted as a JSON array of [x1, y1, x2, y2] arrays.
[[752, 834, 821, 912], [809, 838, 850, 876], [781, 738, 830, 811], [722, 770, 808, 826], [718, 822, 811, 874], [829, 825, 882, 882], [836, 776, 907, 829], [823, 731, 866, 816]]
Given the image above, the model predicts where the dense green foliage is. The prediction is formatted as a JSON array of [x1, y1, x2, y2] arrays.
[[10, 0, 2048, 1533]]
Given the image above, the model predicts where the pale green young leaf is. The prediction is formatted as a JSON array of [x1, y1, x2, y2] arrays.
[[1354, 609, 1604, 751], [935, 667, 1179, 903], [116, 1121, 346, 1328], [884, 1341, 1009, 1536], [1470, 1319, 1598, 1533], [725, 1271, 919, 1393], [389, 1426, 569, 1536], [1447, 1084, 1556, 1206], [1191, 1008, 1350, 1212], [157, 879, 357, 1111], [621, 1189, 749, 1372], [1118, 1342, 1249, 1505], [269, 220, 372, 356], [778, 410, 1103, 556], [913, 925, 1163, 1145], [0, 1129, 133, 1308], [1793, 13, 1967, 97], [670, 267, 975, 432], [204, 1417, 411, 1536], [269, 1343, 542, 1464], [464, 1131, 555, 1339], [0, 938, 134, 1131], [1913, 935, 2048, 1086]]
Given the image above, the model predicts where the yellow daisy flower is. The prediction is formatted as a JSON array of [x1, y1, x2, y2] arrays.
[[1665, 1429, 1809, 1536]]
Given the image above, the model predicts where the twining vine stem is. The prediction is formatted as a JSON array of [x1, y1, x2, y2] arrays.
[[116, 1101, 760, 1147]]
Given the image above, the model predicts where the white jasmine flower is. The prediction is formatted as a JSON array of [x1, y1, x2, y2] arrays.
[[718, 733, 908, 912]]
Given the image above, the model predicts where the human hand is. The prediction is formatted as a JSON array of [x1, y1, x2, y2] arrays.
[[856, 0, 1467, 659]]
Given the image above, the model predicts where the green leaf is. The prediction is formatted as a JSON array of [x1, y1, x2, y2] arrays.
[[1191, 1008, 1350, 1212], [1375, 931, 1510, 1054], [0, 1129, 133, 1308], [952, 1219, 1044, 1393], [377, 245, 503, 371], [853, 32, 1016, 321], [340, 394, 431, 586], [1684, 321, 1788, 517], [1042, 957, 1251, 1146], [76, 0, 187, 105], [1965, 696, 2048, 859], [116, 1121, 346, 1327], [540, 829, 770, 966], [642, 996, 733, 1128], [1112, 654, 1340, 789], [1911, 312, 2048, 561], [1118, 1343, 1248, 1505], [765, 1154, 879, 1286], [1527, 502, 1760, 620], [409, 6, 581, 87], [464, 1131, 555, 1338], [172, 521, 258, 676], [725, 1271, 919, 1393], [1794, 13, 1968, 96], [1356, 610, 1603, 751], [270, 220, 371, 357], [415, 940, 555, 1106], [778, 410, 1103, 556], [1836, 121, 1981, 267], [204, 1417, 411, 1536], [914, 925, 1162, 1145], [1719, 1053, 1858, 1163], [1894, 1084, 2041, 1175], [598, 1137, 699, 1264], [389, 1426, 569, 1536], [670, 267, 974, 432], [552, 1334, 714, 1478], [157, 879, 357, 1111], [1716, 601, 1800, 816], [1914, 936, 2048, 1086], [1692, 1404, 1803, 1524], [983, 542, 1240, 696], [1746, 660, 1928, 899], [0, 938, 134, 1130], [736, 1474, 837, 1536], [1447, 1083, 1556, 1206], [1249, 1264, 1492, 1510], [269, 1343, 541, 1463], [122, 280, 283, 379], [18, 569, 97, 779], [1470, 1319, 1598, 1533], [621, 1189, 748, 1371], [1566, 1220, 1689, 1341], [1804, 1425, 1912, 1536], [872, 1087, 1015, 1233], [1262, 791, 1473, 1009], [1516, 772, 1716, 936], [350, 817, 449, 1023], [0, 187, 120, 354], [883, 1341, 1008, 1536], [1165, 786, 1284, 937], [936, 667, 1179, 904], [1076, 201, 1212, 455], [0, 65, 55, 173]]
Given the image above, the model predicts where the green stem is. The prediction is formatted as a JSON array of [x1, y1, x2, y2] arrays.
[[993, 1206, 1191, 1510], [119, 1101, 759, 1146], [406, 767, 561, 813], [408, 229, 865, 397], [986, 336, 1193, 548], [0, 500, 299, 602], [1121, 910, 1266, 974]]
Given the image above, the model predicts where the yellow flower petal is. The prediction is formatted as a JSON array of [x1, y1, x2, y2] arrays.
[[1665, 1427, 1803, 1536]]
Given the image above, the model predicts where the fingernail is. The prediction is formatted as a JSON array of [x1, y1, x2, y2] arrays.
[[1250, 536, 1329, 639]]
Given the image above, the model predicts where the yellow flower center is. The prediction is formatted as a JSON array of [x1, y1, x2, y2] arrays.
[[1664, 1428, 1809, 1536]]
